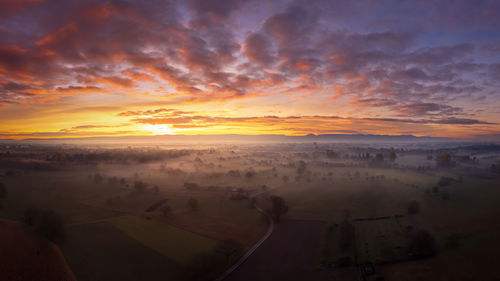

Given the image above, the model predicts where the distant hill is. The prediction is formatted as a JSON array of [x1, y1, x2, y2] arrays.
[[0, 133, 458, 145], [302, 134, 452, 141]]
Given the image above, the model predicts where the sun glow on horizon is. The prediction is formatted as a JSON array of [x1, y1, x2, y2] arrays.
[[143, 124, 176, 135]]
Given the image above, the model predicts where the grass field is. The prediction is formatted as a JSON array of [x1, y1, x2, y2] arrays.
[[0, 170, 129, 223], [379, 228, 500, 281], [109, 215, 217, 264], [258, 166, 500, 280], [258, 167, 437, 222], [0, 168, 266, 280], [62, 222, 184, 281], [354, 216, 411, 264], [2, 148, 499, 281], [319, 222, 354, 266]]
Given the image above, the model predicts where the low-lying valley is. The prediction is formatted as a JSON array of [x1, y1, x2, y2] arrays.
[[1, 142, 499, 281]]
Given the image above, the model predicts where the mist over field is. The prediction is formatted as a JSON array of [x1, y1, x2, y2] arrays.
[[2, 0, 500, 280], [1, 138, 499, 281]]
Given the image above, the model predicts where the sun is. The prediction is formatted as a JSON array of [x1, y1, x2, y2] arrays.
[[143, 124, 175, 135]]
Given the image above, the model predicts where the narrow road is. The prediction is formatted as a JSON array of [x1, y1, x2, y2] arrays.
[[214, 188, 276, 281]]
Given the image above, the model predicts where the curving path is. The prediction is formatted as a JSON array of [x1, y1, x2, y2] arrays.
[[214, 189, 275, 281], [222, 219, 330, 281]]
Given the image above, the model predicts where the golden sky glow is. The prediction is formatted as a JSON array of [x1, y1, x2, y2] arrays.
[[1, 0, 500, 140]]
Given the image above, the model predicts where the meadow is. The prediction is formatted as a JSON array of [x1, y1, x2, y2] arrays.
[[0, 142, 499, 281]]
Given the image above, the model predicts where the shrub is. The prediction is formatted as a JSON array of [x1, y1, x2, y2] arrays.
[[161, 206, 172, 216], [24, 207, 41, 226], [407, 201, 420, 215], [134, 181, 148, 192], [188, 198, 199, 212], [0, 182, 7, 198], [24, 208, 66, 243], [184, 182, 199, 190], [36, 210, 66, 243]]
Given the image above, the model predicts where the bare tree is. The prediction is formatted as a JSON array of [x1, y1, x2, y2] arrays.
[[270, 195, 288, 222], [24, 207, 41, 226], [0, 182, 7, 199], [94, 173, 103, 184], [245, 170, 255, 179], [24, 208, 66, 243], [161, 206, 172, 217], [388, 151, 397, 161], [134, 181, 148, 192], [188, 197, 199, 212], [436, 153, 452, 168], [296, 160, 307, 175], [37, 210, 66, 243], [281, 175, 289, 183]]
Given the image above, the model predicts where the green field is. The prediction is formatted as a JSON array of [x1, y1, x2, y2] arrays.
[[258, 167, 438, 222], [0, 169, 264, 280], [109, 215, 217, 264], [1, 147, 499, 281], [354, 216, 411, 264], [62, 222, 183, 281], [258, 166, 500, 280]]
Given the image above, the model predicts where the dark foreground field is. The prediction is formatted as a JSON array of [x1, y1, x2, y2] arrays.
[[225, 219, 352, 281], [61, 222, 182, 281], [0, 219, 76, 281]]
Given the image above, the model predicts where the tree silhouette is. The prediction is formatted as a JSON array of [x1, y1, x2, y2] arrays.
[[0, 182, 7, 199], [23, 208, 66, 243], [388, 151, 397, 161], [436, 153, 452, 168], [270, 195, 288, 222], [23, 207, 41, 226], [134, 181, 148, 192], [188, 197, 199, 212], [161, 206, 172, 216], [296, 160, 307, 175]]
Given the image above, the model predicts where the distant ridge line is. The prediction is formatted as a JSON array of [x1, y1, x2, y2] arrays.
[[4, 133, 456, 143]]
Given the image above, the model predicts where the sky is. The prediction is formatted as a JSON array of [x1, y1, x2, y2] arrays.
[[0, 0, 500, 139]]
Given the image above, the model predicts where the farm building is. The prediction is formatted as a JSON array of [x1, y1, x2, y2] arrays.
[[230, 188, 250, 200]]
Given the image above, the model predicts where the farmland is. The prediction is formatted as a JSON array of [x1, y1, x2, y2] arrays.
[[61, 222, 182, 281], [109, 215, 217, 264], [225, 219, 331, 281], [353, 216, 411, 264], [0, 142, 499, 280]]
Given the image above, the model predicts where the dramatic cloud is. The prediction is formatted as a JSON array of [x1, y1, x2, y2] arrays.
[[242, 33, 274, 64], [0, 0, 499, 138]]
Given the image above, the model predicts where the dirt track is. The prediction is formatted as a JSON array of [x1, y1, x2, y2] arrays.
[[225, 219, 332, 281]]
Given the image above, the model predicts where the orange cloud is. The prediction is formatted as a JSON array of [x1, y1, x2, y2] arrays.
[[123, 69, 156, 82], [294, 59, 316, 71]]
